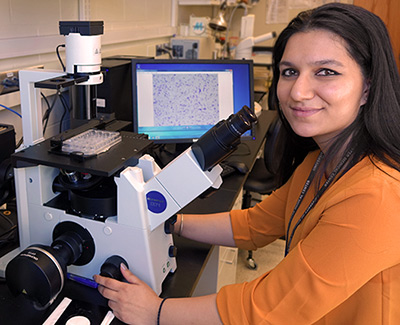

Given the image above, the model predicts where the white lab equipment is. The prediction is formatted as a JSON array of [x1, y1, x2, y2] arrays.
[[235, 32, 277, 60]]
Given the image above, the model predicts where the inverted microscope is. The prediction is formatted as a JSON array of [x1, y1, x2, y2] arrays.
[[1, 21, 257, 310]]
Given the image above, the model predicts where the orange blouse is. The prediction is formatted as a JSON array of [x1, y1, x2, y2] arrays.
[[217, 151, 400, 324]]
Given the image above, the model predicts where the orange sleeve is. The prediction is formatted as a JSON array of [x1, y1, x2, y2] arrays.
[[229, 151, 319, 251], [217, 164, 400, 324], [229, 176, 293, 250], [229, 195, 286, 250]]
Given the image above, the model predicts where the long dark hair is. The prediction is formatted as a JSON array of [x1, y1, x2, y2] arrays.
[[269, 3, 400, 186]]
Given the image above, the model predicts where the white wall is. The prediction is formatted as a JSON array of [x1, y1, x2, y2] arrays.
[[0, 0, 177, 142], [0, 0, 176, 70]]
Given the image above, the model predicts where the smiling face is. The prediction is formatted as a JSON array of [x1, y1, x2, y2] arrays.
[[277, 29, 368, 151]]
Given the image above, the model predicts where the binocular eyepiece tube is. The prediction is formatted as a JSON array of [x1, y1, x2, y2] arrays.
[[192, 105, 257, 171]]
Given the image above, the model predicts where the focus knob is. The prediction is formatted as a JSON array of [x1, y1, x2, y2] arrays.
[[168, 245, 178, 258], [100, 255, 128, 281]]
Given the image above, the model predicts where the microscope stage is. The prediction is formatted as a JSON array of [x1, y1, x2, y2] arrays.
[[12, 131, 153, 177]]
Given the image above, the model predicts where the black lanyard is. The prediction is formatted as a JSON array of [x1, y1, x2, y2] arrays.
[[284, 149, 353, 256]]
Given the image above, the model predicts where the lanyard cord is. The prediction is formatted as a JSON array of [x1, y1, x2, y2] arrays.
[[284, 151, 324, 254], [284, 149, 354, 256]]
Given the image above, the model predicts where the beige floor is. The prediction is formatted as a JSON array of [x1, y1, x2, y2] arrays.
[[235, 239, 285, 284]]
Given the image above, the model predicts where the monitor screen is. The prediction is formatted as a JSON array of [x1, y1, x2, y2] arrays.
[[131, 59, 255, 143]]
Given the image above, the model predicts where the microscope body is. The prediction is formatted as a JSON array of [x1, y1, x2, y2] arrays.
[[11, 134, 222, 298], [6, 102, 256, 307]]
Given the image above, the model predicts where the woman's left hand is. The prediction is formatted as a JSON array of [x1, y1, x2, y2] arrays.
[[94, 264, 161, 325]]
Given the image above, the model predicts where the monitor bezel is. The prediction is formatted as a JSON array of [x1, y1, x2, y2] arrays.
[[131, 58, 256, 144]]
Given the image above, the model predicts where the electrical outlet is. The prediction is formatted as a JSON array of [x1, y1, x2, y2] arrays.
[[0, 69, 20, 96], [155, 43, 170, 57]]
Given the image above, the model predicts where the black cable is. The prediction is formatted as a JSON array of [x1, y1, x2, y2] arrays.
[[59, 106, 66, 133], [16, 137, 23, 149], [159, 48, 172, 59], [42, 92, 60, 136], [41, 92, 51, 123], [59, 91, 71, 112], [56, 44, 66, 72], [42, 90, 71, 135], [41, 92, 51, 122], [0, 209, 17, 247], [0, 224, 17, 240], [58, 92, 70, 133]]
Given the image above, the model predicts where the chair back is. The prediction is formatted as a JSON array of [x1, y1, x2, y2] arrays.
[[263, 116, 282, 176]]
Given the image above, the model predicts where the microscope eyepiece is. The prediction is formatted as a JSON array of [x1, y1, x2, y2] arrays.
[[191, 105, 257, 171]]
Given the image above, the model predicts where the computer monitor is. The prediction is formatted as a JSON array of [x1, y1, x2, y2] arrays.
[[131, 59, 255, 143]]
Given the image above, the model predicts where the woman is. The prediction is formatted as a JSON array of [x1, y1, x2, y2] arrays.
[[94, 3, 400, 324]]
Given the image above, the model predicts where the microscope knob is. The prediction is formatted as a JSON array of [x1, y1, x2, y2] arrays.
[[164, 214, 178, 234], [100, 255, 129, 281], [168, 245, 178, 258]]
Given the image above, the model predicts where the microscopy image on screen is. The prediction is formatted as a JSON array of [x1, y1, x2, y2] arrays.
[[152, 73, 219, 127]]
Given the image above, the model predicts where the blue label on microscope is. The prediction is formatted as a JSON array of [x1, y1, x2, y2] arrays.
[[146, 191, 167, 213]]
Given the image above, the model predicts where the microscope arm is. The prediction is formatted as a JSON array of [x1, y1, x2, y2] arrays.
[[19, 69, 66, 147]]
